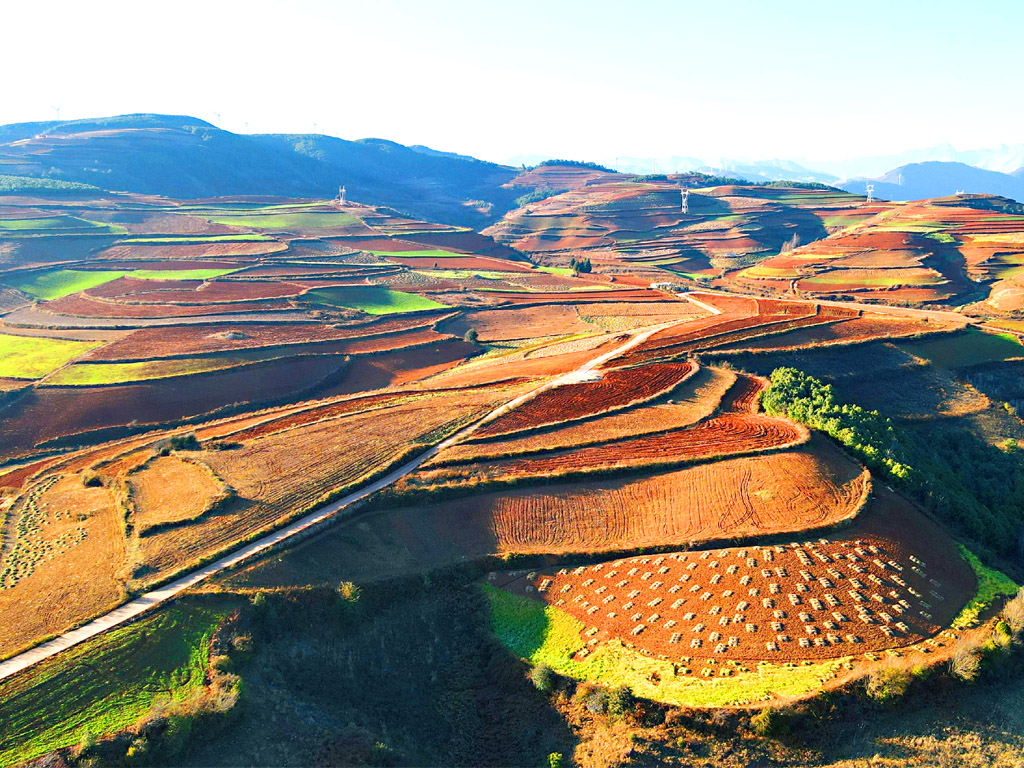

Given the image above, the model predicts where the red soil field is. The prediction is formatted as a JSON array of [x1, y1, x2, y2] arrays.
[[505, 165, 619, 191], [235, 264, 400, 279], [486, 288, 673, 305], [381, 438, 869, 559], [423, 338, 625, 390], [82, 313, 451, 360], [386, 255, 535, 272], [0, 355, 348, 461], [419, 374, 805, 484], [83, 260, 240, 272], [502, 486, 973, 663], [473, 362, 694, 439], [713, 314, 940, 352], [425, 411, 806, 484], [398, 230, 530, 261], [40, 293, 290, 318], [92, 240, 286, 261], [443, 305, 602, 341], [85, 278, 306, 303], [328, 236, 429, 252], [320, 338, 479, 395], [211, 392, 413, 443]]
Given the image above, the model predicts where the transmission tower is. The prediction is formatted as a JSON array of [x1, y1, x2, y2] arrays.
[[681, 188, 690, 214], [338, 186, 347, 206], [865, 184, 874, 204]]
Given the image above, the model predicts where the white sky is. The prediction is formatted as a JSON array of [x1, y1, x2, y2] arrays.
[[2, 0, 1022, 164]]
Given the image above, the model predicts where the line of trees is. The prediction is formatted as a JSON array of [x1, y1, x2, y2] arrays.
[[762, 367, 1024, 560]]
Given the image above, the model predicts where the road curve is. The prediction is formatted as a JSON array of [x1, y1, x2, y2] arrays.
[[0, 317, 686, 683]]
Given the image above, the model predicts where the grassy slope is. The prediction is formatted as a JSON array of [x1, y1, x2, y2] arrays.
[[307, 285, 448, 315], [484, 586, 846, 707], [952, 546, 1019, 629], [0, 216, 125, 235], [0, 600, 228, 767], [0, 334, 101, 379], [206, 212, 360, 229]]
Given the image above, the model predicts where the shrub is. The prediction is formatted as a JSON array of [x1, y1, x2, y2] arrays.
[[80, 470, 102, 487], [865, 666, 912, 704], [1003, 588, 1024, 636], [168, 432, 201, 451], [584, 688, 609, 714], [950, 638, 983, 682], [607, 684, 634, 716], [464, 328, 478, 344], [548, 752, 565, 768], [530, 662, 555, 692], [750, 706, 790, 737]]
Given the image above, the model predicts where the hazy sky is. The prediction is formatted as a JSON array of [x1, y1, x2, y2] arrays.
[[3, 0, 1022, 164]]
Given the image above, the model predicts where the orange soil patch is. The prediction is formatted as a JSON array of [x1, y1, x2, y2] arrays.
[[473, 362, 695, 439], [136, 382, 530, 580], [383, 437, 869, 558], [423, 337, 625, 389], [503, 487, 973, 663], [0, 474, 126, 657], [444, 305, 598, 341], [128, 455, 226, 533]]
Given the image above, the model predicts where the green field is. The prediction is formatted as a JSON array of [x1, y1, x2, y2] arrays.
[[2, 267, 239, 300], [46, 351, 272, 386], [0, 600, 228, 767], [414, 269, 508, 280], [952, 546, 1019, 629], [900, 327, 1023, 368], [0, 216, 125, 235], [484, 586, 846, 707], [800, 272, 943, 287], [307, 285, 448, 315], [0, 334, 101, 379], [207, 212, 361, 229]]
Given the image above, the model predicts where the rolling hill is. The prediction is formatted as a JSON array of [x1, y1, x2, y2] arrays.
[[0, 114, 520, 227]]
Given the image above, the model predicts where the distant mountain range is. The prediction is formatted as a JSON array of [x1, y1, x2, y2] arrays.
[[839, 161, 1024, 203], [0, 114, 519, 227]]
